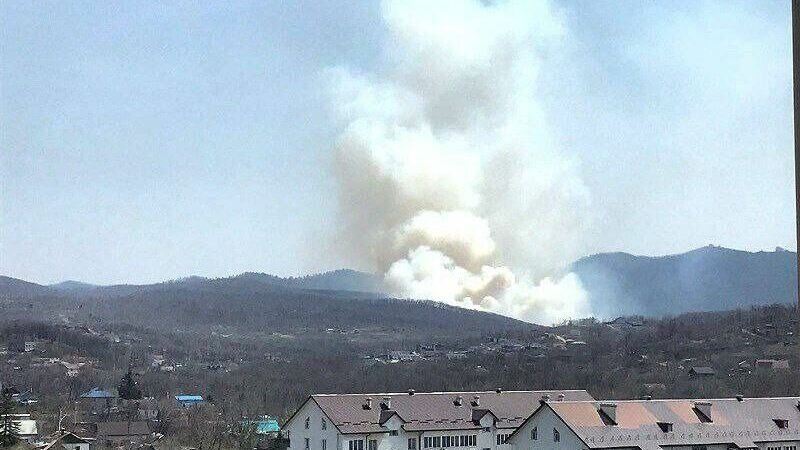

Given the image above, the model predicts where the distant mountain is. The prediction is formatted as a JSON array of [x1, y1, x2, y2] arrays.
[[2, 245, 796, 326], [0, 276, 51, 297], [0, 271, 526, 334], [270, 269, 385, 294], [571, 245, 798, 318]]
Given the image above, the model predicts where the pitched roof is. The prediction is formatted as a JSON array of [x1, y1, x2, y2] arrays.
[[689, 366, 715, 375], [41, 432, 91, 450], [96, 421, 150, 437], [542, 397, 800, 449], [307, 390, 595, 434], [80, 387, 116, 399]]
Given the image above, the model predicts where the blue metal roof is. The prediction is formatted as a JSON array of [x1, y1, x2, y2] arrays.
[[175, 395, 203, 402], [80, 387, 115, 398]]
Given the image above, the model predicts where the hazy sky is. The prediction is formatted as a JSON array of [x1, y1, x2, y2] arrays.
[[1, 0, 795, 285]]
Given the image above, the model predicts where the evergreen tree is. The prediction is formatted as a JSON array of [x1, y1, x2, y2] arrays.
[[0, 392, 19, 447], [118, 369, 142, 401]]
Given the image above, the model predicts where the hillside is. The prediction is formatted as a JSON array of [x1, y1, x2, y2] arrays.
[[3, 245, 798, 326], [572, 245, 798, 318], [0, 273, 531, 335]]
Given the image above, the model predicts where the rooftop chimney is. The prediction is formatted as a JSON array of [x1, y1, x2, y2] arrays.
[[454, 396, 463, 406], [495, 388, 503, 393], [539, 394, 550, 404], [408, 389, 415, 396], [471, 395, 480, 407], [381, 396, 392, 410], [557, 394, 565, 401], [694, 401, 712, 422], [364, 397, 373, 410], [735, 395, 744, 402], [599, 403, 617, 425]]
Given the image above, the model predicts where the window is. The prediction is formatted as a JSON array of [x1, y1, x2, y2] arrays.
[[657, 422, 673, 433], [691, 446, 707, 450], [496, 435, 510, 446], [530, 427, 537, 441], [321, 418, 327, 430], [390, 431, 398, 436], [349, 441, 365, 450], [305, 417, 310, 429], [408, 438, 418, 450], [482, 428, 491, 433], [368, 439, 378, 450], [305, 439, 310, 450], [323, 441, 327, 450], [785, 446, 797, 450], [552, 429, 559, 443], [774, 419, 789, 429], [424, 438, 432, 449]]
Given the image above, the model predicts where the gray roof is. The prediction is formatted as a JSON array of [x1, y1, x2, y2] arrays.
[[541, 397, 800, 449], [308, 390, 595, 434]]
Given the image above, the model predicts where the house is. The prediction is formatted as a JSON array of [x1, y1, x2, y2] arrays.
[[95, 421, 150, 444], [0, 413, 38, 442], [175, 395, 204, 407], [242, 416, 281, 436], [688, 366, 715, 377], [80, 388, 118, 416], [283, 390, 595, 450], [508, 396, 800, 450], [40, 431, 92, 450], [755, 359, 790, 370]]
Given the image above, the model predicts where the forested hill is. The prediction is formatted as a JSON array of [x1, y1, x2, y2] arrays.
[[571, 245, 798, 318], [2, 245, 797, 327], [0, 272, 532, 335]]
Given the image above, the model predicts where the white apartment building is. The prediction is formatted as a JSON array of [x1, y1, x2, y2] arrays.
[[507, 396, 800, 450], [283, 390, 595, 450]]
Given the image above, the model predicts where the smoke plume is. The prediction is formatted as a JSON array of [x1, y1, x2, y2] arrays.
[[329, 0, 591, 324]]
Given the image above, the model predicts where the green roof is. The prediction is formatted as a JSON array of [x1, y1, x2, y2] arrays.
[[243, 417, 280, 434]]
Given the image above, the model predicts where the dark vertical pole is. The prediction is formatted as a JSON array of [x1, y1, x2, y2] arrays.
[[793, 0, 800, 357]]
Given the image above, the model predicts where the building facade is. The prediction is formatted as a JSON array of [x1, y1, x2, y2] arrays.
[[283, 390, 595, 450], [508, 396, 800, 450]]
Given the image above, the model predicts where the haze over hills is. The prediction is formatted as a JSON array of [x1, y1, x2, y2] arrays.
[[1, 246, 796, 326], [570, 245, 798, 318]]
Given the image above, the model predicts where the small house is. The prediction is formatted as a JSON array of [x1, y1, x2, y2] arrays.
[[41, 431, 92, 450], [80, 388, 118, 416], [175, 395, 204, 407], [689, 366, 715, 377], [242, 416, 281, 436]]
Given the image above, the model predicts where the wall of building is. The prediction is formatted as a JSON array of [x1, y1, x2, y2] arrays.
[[510, 406, 584, 450], [285, 400, 341, 450]]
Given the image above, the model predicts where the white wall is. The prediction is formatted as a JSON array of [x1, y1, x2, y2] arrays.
[[285, 400, 341, 450], [509, 406, 584, 450]]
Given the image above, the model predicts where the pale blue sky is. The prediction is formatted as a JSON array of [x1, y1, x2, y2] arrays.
[[1, 0, 795, 284]]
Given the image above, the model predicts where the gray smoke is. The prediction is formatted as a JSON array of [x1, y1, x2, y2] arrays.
[[328, 0, 592, 324]]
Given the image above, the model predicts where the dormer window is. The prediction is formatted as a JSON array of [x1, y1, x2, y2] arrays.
[[657, 422, 673, 433], [530, 427, 537, 440], [774, 419, 789, 429]]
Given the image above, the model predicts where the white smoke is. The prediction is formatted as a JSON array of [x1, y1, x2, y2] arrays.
[[328, 0, 592, 324]]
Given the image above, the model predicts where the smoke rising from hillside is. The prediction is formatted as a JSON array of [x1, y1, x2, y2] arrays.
[[329, 0, 591, 324]]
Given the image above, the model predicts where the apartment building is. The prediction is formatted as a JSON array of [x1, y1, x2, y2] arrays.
[[283, 390, 595, 450], [508, 396, 800, 450]]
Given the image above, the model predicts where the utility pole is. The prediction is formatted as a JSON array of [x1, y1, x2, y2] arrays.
[[793, 0, 800, 359]]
